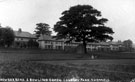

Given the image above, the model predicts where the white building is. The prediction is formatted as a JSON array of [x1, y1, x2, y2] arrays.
[[38, 35, 65, 50], [38, 35, 123, 51]]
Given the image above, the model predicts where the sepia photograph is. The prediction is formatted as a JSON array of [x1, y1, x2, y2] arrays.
[[0, 0, 135, 82]]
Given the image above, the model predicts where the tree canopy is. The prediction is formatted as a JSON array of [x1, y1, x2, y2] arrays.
[[34, 23, 52, 37], [54, 5, 114, 53]]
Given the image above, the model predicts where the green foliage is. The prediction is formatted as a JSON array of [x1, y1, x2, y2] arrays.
[[0, 27, 15, 47], [34, 23, 52, 37], [54, 5, 114, 53]]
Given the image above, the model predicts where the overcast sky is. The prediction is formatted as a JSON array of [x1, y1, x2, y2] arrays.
[[0, 0, 135, 42]]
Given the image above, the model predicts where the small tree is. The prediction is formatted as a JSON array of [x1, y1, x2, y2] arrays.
[[27, 39, 39, 48], [34, 23, 52, 37], [0, 28, 4, 47], [54, 5, 114, 54]]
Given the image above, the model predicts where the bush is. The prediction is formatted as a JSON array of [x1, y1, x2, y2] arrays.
[[27, 39, 39, 48]]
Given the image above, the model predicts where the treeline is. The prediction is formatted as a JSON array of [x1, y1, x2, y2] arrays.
[[0, 27, 15, 47], [0, 26, 39, 48]]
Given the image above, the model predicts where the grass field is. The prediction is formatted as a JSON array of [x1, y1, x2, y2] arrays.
[[1, 48, 135, 62], [1, 61, 135, 82], [0, 48, 135, 82]]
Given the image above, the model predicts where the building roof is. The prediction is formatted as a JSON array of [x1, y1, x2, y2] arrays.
[[87, 41, 123, 46], [107, 41, 123, 45], [38, 35, 65, 41], [14, 31, 37, 39], [38, 34, 55, 41]]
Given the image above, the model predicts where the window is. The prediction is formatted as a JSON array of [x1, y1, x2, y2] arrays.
[[45, 41, 49, 44], [48, 45, 52, 49], [45, 45, 48, 49], [48, 45, 53, 49], [17, 38, 19, 40], [56, 42, 58, 44], [56, 46, 62, 50]]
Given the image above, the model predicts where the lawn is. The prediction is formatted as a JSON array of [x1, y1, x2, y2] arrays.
[[1, 48, 135, 62], [0, 48, 82, 62], [1, 61, 135, 82], [0, 48, 135, 82]]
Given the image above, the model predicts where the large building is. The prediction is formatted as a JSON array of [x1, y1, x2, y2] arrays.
[[38, 35, 65, 50], [38, 34, 123, 52], [12, 29, 123, 51], [86, 42, 123, 51], [13, 29, 37, 48]]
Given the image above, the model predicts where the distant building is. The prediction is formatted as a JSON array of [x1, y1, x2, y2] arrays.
[[86, 42, 123, 52], [38, 35, 65, 50], [38, 34, 123, 52], [13, 28, 37, 48], [12, 29, 123, 51]]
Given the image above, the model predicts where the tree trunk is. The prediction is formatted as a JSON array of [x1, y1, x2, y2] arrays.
[[83, 39, 87, 54]]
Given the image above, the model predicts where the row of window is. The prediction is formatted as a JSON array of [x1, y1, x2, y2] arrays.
[[43, 41, 79, 46], [15, 38, 36, 41], [16, 38, 23, 40], [43, 45, 120, 51], [44, 45, 63, 49], [44, 41, 63, 44], [87, 47, 120, 51], [43, 41, 121, 49]]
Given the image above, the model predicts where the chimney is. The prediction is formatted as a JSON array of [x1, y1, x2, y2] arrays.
[[18, 28, 22, 33]]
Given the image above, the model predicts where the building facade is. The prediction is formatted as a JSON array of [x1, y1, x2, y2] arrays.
[[38, 35, 123, 52], [38, 35, 64, 50], [13, 29, 37, 48]]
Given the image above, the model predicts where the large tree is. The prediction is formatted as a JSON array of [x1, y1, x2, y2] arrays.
[[34, 23, 52, 37], [54, 5, 114, 54], [0, 27, 15, 47]]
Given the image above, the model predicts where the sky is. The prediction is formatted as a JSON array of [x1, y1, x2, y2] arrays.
[[0, 0, 135, 42]]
